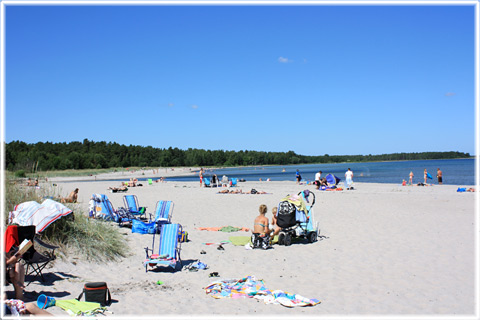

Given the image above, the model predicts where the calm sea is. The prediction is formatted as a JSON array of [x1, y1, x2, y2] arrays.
[[159, 159, 475, 186]]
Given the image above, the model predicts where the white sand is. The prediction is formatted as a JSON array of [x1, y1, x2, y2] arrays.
[[9, 173, 477, 318]]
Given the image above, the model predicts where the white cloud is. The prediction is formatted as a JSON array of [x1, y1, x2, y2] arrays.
[[278, 56, 292, 63], [168, 103, 175, 107], [192, 105, 198, 109], [445, 92, 456, 97]]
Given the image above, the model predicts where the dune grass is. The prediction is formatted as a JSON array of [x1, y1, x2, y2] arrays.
[[4, 177, 129, 262]]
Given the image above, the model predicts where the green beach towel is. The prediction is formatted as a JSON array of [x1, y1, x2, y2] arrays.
[[56, 299, 104, 316], [229, 236, 252, 246], [229, 235, 279, 246]]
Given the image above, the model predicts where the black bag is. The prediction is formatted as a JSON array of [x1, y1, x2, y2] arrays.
[[77, 282, 112, 306], [277, 200, 297, 228]]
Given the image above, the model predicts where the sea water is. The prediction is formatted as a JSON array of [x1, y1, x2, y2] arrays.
[[160, 158, 475, 186]]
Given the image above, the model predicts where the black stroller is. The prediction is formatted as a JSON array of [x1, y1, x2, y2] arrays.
[[276, 190, 319, 246]]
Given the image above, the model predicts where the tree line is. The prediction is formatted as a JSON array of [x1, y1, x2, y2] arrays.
[[5, 139, 472, 173]]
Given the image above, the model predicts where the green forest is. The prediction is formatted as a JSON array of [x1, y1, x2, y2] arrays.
[[5, 139, 472, 172]]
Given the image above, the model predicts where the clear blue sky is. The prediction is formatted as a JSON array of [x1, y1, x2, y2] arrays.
[[4, 3, 476, 156]]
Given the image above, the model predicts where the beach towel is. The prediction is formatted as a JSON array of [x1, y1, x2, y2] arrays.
[[196, 226, 250, 232], [205, 275, 320, 308], [9, 199, 73, 233], [55, 299, 105, 316], [4, 225, 19, 252], [229, 236, 252, 246], [229, 235, 279, 246]]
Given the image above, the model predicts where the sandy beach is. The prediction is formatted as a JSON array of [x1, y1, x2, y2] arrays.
[[7, 171, 477, 318]]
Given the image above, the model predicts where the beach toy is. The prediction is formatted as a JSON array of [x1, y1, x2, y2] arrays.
[[427, 173, 433, 179], [37, 294, 56, 309], [156, 280, 164, 285]]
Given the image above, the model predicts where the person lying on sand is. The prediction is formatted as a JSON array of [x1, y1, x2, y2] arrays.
[[61, 188, 79, 203], [108, 185, 128, 192]]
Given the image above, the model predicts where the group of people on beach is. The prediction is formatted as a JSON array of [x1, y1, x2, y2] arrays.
[[25, 178, 39, 187], [404, 168, 443, 186], [298, 168, 354, 190], [252, 204, 281, 248]]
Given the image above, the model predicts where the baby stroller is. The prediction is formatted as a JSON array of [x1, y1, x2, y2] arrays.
[[276, 190, 319, 246]]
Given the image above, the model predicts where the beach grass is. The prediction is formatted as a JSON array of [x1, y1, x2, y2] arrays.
[[4, 178, 129, 262]]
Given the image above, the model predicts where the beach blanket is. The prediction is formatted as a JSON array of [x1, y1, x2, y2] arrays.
[[197, 226, 250, 232], [55, 299, 106, 316], [229, 235, 279, 246], [9, 199, 73, 233], [205, 275, 320, 307]]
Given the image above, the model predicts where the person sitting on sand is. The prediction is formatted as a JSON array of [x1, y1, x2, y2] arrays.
[[128, 178, 136, 187], [221, 175, 229, 187], [61, 188, 79, 203], [5, 247, 26, 300], [25, 178, 33, 186], [252, 204, 272, 249], [270, 207, 281, 237]]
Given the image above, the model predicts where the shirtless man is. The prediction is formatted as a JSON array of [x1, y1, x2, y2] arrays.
[[437, 168, 443, 185]]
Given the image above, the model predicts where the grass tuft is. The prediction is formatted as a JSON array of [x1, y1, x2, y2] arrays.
[[4, 177, 129, 262]]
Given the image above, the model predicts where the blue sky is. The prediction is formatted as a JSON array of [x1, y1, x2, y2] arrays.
[[3, 2, 476, 156]]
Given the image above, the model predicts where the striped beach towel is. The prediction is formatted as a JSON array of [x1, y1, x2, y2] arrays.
[[205, 275, 320, 307]]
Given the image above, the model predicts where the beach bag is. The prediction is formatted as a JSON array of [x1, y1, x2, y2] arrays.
[[178, 230, 188, 242], [132, 219, 157, 234], [77, 282, 111, 306], [277, 200, 297, 228]]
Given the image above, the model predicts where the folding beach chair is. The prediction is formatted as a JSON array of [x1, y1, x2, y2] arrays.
[[123, 195, 147, 220], [90, 194, 118, 221], [14, 225, 59, 285], [144, 223, 182, 272], [231, 178, 238, 187], [152, 200, 174, 224], [204, 178, 211, 187]]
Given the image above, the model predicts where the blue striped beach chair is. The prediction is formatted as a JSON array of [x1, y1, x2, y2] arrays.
[[123, 195, 147, 220], [143, 223, 182, 272], [152, 200, 174, 223]]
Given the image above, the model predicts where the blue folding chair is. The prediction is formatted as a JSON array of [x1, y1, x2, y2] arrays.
[[91, 194, 117, 221], [123, 195, 147, 220], [231, 178, 238, 187], [143, 223, 182, 272], [204, 177, 211, 187], [152, 200, 174, 223]]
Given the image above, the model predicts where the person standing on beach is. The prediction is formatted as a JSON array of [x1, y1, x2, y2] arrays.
[[409, 171, 414, 185], [199, 168, 204, 187], [437, 168, 443, 184], [345, 168, 354, 190], [296, 169, 302, 184], [424, 169, 428, 184], [314, 171, 322, 189]]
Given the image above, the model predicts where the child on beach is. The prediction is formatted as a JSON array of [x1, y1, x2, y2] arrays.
[[270, 207, 281, 238]]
